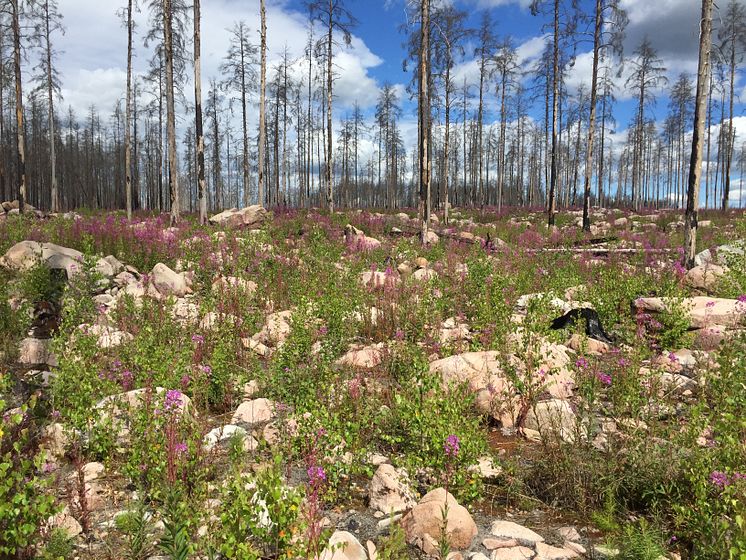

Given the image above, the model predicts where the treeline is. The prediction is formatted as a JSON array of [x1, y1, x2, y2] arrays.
[[0, 0, 744, 222]]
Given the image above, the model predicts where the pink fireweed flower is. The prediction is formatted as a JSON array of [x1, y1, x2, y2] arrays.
[[164, 389, 183, 411], [737, 295, 746, 303], [710, 471, 730, 488], [347, 377, 362, 400], [668, 352, 679, 363], [575, 357, 589, 369], [596, 372, 612, 386], [307, 465, 326, 484], [174, 442, 188, 454], [444, 434, 460, 457], [618, 357, 630, 367], [121, 370, 134, 390]]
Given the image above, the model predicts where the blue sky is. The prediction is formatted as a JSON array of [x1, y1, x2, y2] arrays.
[[52, 0, 746, 205]]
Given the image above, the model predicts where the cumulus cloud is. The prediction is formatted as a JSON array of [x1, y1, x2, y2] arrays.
[[53, 0, 384, 120]]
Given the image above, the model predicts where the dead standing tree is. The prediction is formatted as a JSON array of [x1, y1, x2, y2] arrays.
[[684, 0, 713, 269], [307, 0, 357, 213], [419, 0, 430, 244], [193, 0, 206, 223], [221, 21, 257, 208]]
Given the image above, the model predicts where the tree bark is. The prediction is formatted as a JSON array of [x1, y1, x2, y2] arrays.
[[326, 0, 334, 212], [722, 33, 736, 210], [239, 25, 249, 207], [684, 0, 713, 269], [164, 0, 180, 224], [547, 0, 559, 226], [42, 0, 59, 212], [419, 0, 431, 243], [582, 0, 601, 231], [125, 0, 133, 219], [12, 0, 26, 214], [194, 0, 207, 224], [258, 0, 267, 207]]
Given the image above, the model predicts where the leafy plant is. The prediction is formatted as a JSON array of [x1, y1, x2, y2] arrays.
[[0, 395, 58, 557]]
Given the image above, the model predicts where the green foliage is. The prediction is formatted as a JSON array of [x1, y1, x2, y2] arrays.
[[655, 298, 692, 350], [667, 332, 746, 558], [39, 528, 74, 560], [214, 459, 303, 560], [159, 494, 193, 560], [381, 343, 486, 501], [0, 269, 24, 364], [616, 519, 666, 560], [18, 260, 64, 305], [116, 502, 154, 560], [376, 517, 409, 560], [0, 395, 58, 557]]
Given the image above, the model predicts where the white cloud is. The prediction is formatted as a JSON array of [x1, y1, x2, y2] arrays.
[[53, 0, 385, 121], [59, 68, 128, 116]]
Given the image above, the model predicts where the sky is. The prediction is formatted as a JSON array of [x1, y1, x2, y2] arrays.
[[51, 0, 746, 205]]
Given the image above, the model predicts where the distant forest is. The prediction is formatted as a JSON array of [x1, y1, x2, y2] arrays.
[[0, 0, 743, 223]]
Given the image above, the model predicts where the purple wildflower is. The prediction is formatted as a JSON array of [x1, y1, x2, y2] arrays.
[[164, 389, 183, 411], [596, 372, 612, 386], [174, 442, 188, 455], [575, 357, 589, 369], [307, 465, 326, 484], [444, 434, 460, 458], [191, 334, 204, 344], [710, 471, 729, 489], [121, 370, 134, 390]]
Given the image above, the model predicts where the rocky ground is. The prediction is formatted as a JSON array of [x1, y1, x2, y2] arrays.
[[1, 203, 745, 560]]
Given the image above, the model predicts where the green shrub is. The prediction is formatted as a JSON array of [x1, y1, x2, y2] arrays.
[[0, 395, 58, 557]]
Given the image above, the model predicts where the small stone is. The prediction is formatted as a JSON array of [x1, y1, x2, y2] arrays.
[[490, 546, 535, 560], [483, 538, 519, 550], [320, 530, 367, 560], [556, 526, 581, 543], [47, 507, 82, 539], [83, 462, 105, 482], [366, 540, 377, 560], [368, 464, 417, 515], [535, 541, 579, 559], [593, 545, 620, 558], [564, 542, 586, 555], [231, 398, 276, 425], [402, 488, 477, 555], [376, 513, 402, 529], [468, 457, 503, 479], [489, 520, 545, 546]]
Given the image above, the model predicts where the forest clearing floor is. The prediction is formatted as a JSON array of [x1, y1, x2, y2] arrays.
[[1, 204, 746, 560]]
